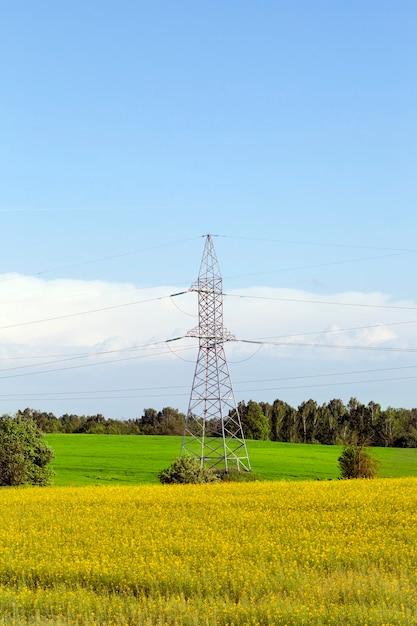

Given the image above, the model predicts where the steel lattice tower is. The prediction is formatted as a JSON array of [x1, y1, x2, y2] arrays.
[[181, 235, 251, 472]]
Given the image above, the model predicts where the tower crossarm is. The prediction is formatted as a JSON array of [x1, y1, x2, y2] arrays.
[[186, 326, 236, 342]]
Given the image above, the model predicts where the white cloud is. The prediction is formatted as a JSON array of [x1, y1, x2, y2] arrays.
[[225, 286, 416, 352], [0, 274, 187, 349], [0, 275, 416, 417]]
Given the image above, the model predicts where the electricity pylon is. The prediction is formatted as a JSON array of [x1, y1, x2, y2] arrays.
[[181, 234, 251, 472]]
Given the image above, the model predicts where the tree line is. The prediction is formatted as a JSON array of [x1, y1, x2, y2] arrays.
[[9, 397, 417, 447]]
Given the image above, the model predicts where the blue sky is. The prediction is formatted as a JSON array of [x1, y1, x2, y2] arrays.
[[0, 1, 416, 418]]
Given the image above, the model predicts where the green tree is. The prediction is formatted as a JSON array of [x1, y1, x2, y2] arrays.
[[323, 398, 347, 444], [137, 407, 186, 435], [16, 408, 61, 433], [59, 413, 85, 433], [156, 407, 186, 436], [139, 408, 159, 434], [346, 397, 368, 442], [239, 400, 269, 440], [270, 399, 293, 441], [338, 442, 380, 479], [298, 399, 319, 443], [0, 415, 55, 486], [78, 414, 107, 434]]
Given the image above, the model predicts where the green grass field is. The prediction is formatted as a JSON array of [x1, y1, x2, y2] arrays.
[[44, 434, 417, 486]]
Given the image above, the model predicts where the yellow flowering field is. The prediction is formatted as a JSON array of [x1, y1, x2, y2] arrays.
[[0, 478, 416, 625]]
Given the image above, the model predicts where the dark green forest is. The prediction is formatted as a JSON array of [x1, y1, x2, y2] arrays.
[[9, 397, 417, 447]]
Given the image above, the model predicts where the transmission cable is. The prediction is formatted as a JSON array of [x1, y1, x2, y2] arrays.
[[0, 236, 202, 281], [251, 318, 417, 342], [0, 340, 182, 374], [233, 373, 417, 394], [225, 292, 417, 311], [0, 291, 187, 332], [235, 338, 417, 353], [3, 362, 417, 402], [218, 234, 417, 253], [0, 343, 195, 381]]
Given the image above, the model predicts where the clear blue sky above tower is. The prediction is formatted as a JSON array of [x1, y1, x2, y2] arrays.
[[2, 2, 416, 246], [0, 2, 416, 417]]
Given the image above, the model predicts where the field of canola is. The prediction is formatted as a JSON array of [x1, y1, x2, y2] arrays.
[[0, 478, 416, 626]]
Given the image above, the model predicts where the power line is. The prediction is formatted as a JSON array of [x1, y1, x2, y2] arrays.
[[1, 316, 415, 363], [226, 292, 417, 311], [4, 329, 415, 382], [1, 231, 417, 410], [236, 338, 417, 353], [0, 391, 190, 402], [0, 286, 414, 340], [2, 370, 417, 403], [0, 291, 187, 332], [236, 362, 417, 384], [3, 361, 417, 396], [0, 344, 195, 381], [2, 234, 416, 296], [0, 340, 181, 374], [2, 360, 417, 403], [1, 307, 416, 382], [223, 251, 417, 281], [0, 236, 203, 280], [218, 234, 417, 253], [233, 373, 417, 394], [0, 284, 142, 305], [2, 332, 416, 388], [251, 318, 417, 341], [0, 383, 191, 397]]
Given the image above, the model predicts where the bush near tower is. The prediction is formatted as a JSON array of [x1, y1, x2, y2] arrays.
[[158, 455, 219, 484]]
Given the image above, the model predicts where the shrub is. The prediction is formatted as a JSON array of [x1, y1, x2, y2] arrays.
[[215, 469, 260, 482], [338, 443, 380, 479], [158, 456, 219, 484]]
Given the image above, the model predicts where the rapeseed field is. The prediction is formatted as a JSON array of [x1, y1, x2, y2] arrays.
[[0, 478, 416, 625]]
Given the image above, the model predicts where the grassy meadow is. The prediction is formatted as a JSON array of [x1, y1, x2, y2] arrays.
[[0, 478, 416, 625], [44, 434, 417, 486]]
